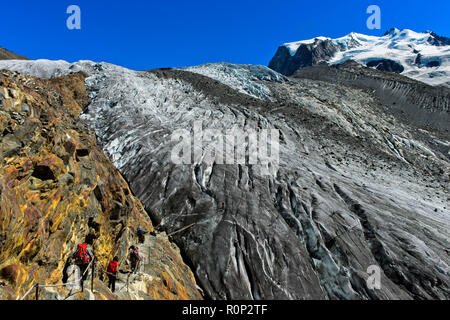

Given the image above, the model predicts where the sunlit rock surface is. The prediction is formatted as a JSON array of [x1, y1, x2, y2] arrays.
[[0, 70, 202, 300]]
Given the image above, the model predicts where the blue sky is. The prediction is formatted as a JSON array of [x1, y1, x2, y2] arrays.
[[1, 0, 449, 70]]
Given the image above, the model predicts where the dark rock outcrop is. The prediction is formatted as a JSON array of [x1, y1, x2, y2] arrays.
[[269, 39, 343, 76]]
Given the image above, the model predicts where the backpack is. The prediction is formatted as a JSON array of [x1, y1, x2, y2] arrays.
[[107, 261, 119, 274], [74, 243, 89, 264]]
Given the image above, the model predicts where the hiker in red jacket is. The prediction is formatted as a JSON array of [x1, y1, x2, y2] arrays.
[[107, 256, 119, 293], [72, 243, 94, 291]]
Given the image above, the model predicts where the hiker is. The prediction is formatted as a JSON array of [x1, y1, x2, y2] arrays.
[[137, 227, 145, 244], [129, 245, 142, 273], [72, 242, 94, 291], [107, 256, 119, 293]]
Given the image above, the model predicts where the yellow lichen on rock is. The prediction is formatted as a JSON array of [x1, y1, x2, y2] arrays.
[[0, 70, 202, 300]]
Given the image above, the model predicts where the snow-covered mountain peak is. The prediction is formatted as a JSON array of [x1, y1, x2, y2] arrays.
[[182, 62, 287, 101]]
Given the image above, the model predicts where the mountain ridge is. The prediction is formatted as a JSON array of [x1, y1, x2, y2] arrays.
[[0, 32, 449, 301], [0, 46, 29, 61]]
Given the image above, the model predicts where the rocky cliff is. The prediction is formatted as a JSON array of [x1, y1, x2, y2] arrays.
[[0, 46, 29, 61], [269, 39, 342, 76], [0, 70, 202, 300]]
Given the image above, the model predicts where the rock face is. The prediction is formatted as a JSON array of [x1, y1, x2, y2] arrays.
[[184, 63, 288, 101], [0, 70, 202, 300], [0, 60, 449, 301], [269, 29, 450, 87], [427, 31, 450, 46]]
